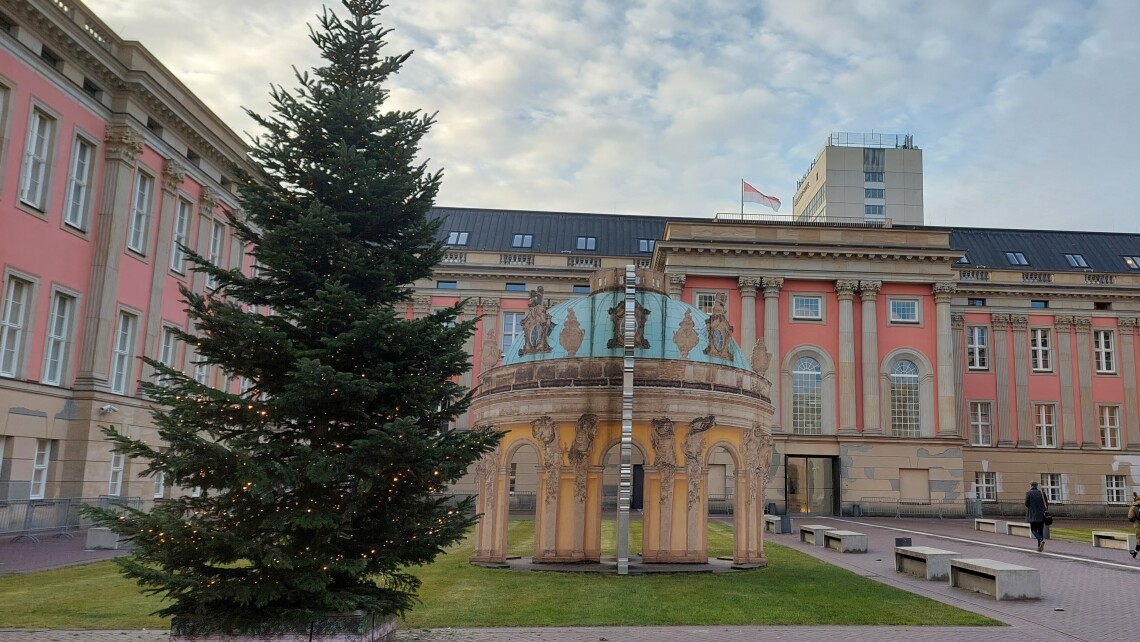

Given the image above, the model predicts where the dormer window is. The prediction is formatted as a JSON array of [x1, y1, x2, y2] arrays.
[[512, 233, 533, 248], [1005, 252, 1029, 266], [1063, 253, 1088, 268], [639, 239, 656, 253], [957, 253, 969, 265], [1123, 256, 1140, 270], [576, 236, 596, 251], [446, 231, 469, 246]]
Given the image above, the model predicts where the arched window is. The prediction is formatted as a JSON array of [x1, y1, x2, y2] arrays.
[[792, 356, 822, 435], [890, 359, 920, 437]]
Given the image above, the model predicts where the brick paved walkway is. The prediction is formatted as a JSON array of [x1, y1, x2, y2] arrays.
[[2, 518, 1137, 641]]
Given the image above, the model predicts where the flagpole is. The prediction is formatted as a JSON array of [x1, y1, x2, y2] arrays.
[[740, 179, 744, 216]]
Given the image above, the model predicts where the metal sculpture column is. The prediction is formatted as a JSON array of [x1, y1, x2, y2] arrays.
[[617, 265, 636, 575]]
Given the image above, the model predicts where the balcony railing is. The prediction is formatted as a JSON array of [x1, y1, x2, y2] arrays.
[[1085, 273, 1114, 285], [1022, 271, 1053, 283], [567, 256, 601, 269], [441, 251, 466, 264], [499, 254, 534, 266], [958, 269, 990, 281]]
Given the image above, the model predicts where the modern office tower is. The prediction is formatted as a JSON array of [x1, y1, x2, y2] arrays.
[[793, 132, 923, 225]]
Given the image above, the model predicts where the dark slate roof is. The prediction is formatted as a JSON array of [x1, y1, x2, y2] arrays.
[[429, 207, 668, 256], [950, 227, 1140, 274]]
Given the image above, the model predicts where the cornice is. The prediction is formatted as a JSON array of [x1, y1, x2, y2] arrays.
[[667, 243, 961, 264]]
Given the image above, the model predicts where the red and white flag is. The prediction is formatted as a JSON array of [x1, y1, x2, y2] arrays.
[[742, 181, 781, 212]]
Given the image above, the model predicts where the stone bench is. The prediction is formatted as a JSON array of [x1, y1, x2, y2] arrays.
[[950, 558, 1040, 600], [973, 518, 1006, 533], [1092, 531, 1137, 551], [85, 526, 123, 550], [1005, 521, 1034, 538], [823, 530, 867, 553], [799, 524, 836, 546], [763, 514, 790, 534], [895, 546, 960, 581]]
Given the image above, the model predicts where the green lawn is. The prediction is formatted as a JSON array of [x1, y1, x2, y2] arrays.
[[1048, 525, 1132, 544], [0, 520, 1000, 629]]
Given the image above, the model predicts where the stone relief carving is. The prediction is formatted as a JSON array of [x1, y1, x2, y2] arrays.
[[683, 415, 715, 509], [568, 414, 598, 503], [474, 445, 500, 511], [651, 417, 677, 505], [607, 299, 650, 349], [559, 309, 585, 357], [519, 287, 555, 356], [673, 310, 699, 358], [532, 415, 561, 504], [742, 422, 774, 505], [750, 336, 772, 374], [480, 330, 502, 370], [702, 293, 734, 360]]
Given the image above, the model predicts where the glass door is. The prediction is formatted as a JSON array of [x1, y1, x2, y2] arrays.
[[785, 456, 836, 515]]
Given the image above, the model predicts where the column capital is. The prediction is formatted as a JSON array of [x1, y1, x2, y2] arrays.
[[738, 276, 762, 296], [1118, 317, 1140, 332], [835, 279, 859, 300], [991, 313, 1010, 330], [200, 186, 220, 216], [1010, 314, 1029, 332], [859, 280, 882, 300], [412, 296, 431, 318], [479, 298, 501, 314], [1054, 315, 1074, 332], [762, 277, 784, 296], [668, 273, 687, 287], [104, 124, 144, 163], [162, 159, 188, 193], [951, 312, 965, 330], [932, 281, 956, 303], [1074, 316, 1092, 333]]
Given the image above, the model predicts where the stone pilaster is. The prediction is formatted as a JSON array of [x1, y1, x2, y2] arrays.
[[1011, 315, 1032, 448], [933, 282, 958, 437], [668, 273, 686, 299], [951, 313, 967, 440], [478, 299, 502, 373], [412, 296, 431, 319], [140, 159, 189, 388], [1074, 317, 1095, 447], [738, 277, 761, 356], [859, 280, 882, 434], [1119, 318, 1140, 450], [762, 278, 784, 432], [1054, 316, 1077, 448], [992, 314, 1013, 445], [836, 279, 859, 435]]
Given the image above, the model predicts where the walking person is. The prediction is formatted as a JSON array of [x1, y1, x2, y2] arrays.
[[1129, 491, 1140, 559], [1025, 481, 1049, 552]]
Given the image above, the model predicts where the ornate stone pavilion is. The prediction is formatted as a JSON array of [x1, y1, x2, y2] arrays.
[[469, 268, 775, 568]]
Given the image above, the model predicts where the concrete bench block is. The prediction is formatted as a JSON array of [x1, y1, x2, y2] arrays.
[[973, 518, 1006, 533], [823, 530, 867, 553], [895, 546, 960, 581], [763, 514, 790, 534], [1092, 531, 1137, 550], [950, 558, 1040, 600], [798, 524, 836, 546], [85, 527, 122, 550], [1005, 521, 1033, 538]]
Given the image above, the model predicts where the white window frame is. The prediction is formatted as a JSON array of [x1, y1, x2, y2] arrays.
[[63, 136, 95, 230], [791, 356, 823, 435], [110, 312, 138, 395], [576, 236, 597, 251], [966, 326, 988, 370], [206, 219, 225, 289], [41, 291, 75, 386], [1106, 475, 1127, 504], [1030, 328, 1052, 372], [446, 231, 468, 246], [108, 452, 125, 496], [170, 199, 193, 274], [127, 171, 155, 253], [158, 327, 179, 386], [194, 362, 210, 386], [1033, 403, 1057, 448], [153, 470, 166, 499], [888, 299, 920, 324], [1093, 330, 1115, 374], [1, 277, 33, 378], [1099, 405, 1121, 450], [890, 359, 921, 437], [974, 471, 996, 501], [968, 401, 992, 446], [1040, 473, 1063, 503], [19, 109, 55, 210], [31, 439, 52, 500], [501, 311, 525, 354], [695, 291, 728, 315], [791, 295, 822, 321]]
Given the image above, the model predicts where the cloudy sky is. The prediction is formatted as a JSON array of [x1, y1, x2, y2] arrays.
[[85, 0, 1138, 232]]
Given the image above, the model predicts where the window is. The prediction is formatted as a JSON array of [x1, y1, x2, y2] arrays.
[[108, 453, 125, 496], [889, 299, 919, 324], [1094, 302, 1111, 311], [153, 470, 166, 499], [110, 312, 137, 395], [1030, 328, 1051, 371], [1106, 475, 1127, 504], [170, 200, 192, 274], [436, 280, 457, 289], [696, 292, 727, 314], [890, 360, 920, 437], [509, 462, 517, 494], [1033, 404, 1057, 448], [576, 236, 596, 251], [1124, 256, 1140, 270], [864, 172, 883, 183], [501, 311, 525, 353], [446, 231, 469, 246], [975, 471, 996, 501], [864, 188, 884, 199], [572, 284, 590, 295], [63, 137, 95, 230], [511, 233, 533, 248], [1099, 406, 1121, 449], [1029, 300, 1048, 309], [30, 439, 52, 500], [791, 357, 822, 435], [1005, 252, 1029, 266], [967, 298, 986, 307], [1094, 330, 1115, 373], [39, 46, 61, 68], [1063, 253, 1088, 268], [957, 254, 970, 265], [41, 292, 75, 386], [791, 295, 822, 320], [158, 327, 178, 386], [127, 172, 155, 253], [864, 204, 884, 216], [194, 362, 210, 386], [966, 326, 988, 370], [19, 109, 55, 210], [968, 401, 992, 446], [639, 239, 655, 253], [505, 283, 526, 292], [0, 278, 32, 378], [1040, 473, 1062, 503], [205, 220, 225, 289]]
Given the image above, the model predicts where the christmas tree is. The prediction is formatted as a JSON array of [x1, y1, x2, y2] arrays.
[[86, 0, 500, 631]]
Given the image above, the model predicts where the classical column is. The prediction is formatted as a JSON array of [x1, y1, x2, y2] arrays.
[[1075, 317, 1096, 447], [1119, 318, 1140, 451], [75, 124, 145, 392], [738, 277, 761, 355], [762, 278, 784, 432], [992, 314, 1013, 445], [951, 313, 967, 440], [140, 159, 188, 387], [835, 280, 859, 435], [933, 282, 958, 437], [668, 273, 686, 299], [859, 280, 882, 434], [1054, 316, 1078, 448], [1011, 315, 1032, 448]]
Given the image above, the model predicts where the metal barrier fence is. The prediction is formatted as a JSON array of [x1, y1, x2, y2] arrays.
[[851, 497, 973, 519], [0, 496, 142, 543]]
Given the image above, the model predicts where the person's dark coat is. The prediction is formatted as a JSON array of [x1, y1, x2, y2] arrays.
[[1025, 487, 1048, 522]]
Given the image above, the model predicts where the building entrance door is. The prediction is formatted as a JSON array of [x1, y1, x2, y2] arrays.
[[785, 456, 837, 515]]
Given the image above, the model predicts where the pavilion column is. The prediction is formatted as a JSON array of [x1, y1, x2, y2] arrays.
[[991, 314, 1013, 446], [1119, 318, 1140, 451], [1075, 317, 1096, 447], [762, 277, 784, 433], [668, 273, 686, 300], [1054, 316, 1078, 448], [859, 280, 882, 434], [933, 282, 958, 437], [951, 313, 967, 440], [1011, 315, 1032, 448], [835, 280, 859, 435], [738, 277, 761, 356]]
